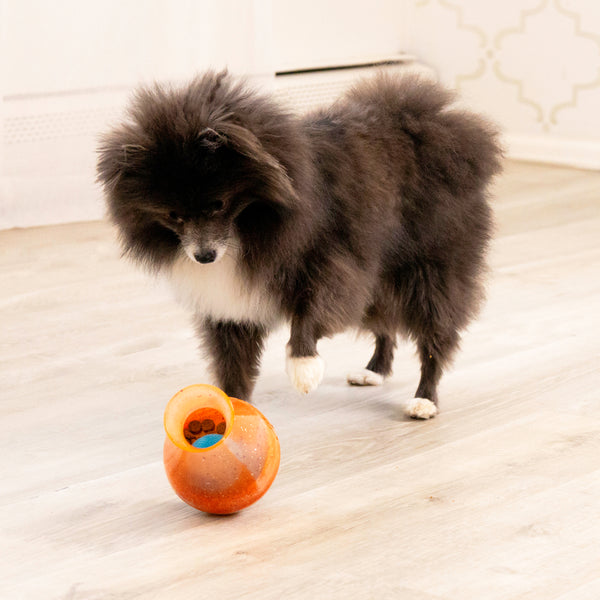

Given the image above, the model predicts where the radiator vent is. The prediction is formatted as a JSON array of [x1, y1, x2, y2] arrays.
[[4, 107, 122, 145], [273, 56, 431, 112], [3, 58, 428, 144]]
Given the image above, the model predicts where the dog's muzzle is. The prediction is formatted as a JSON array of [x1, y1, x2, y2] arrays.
[[194, 249, 217, 264]]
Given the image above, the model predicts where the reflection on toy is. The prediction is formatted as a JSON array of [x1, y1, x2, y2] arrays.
[[163, 384, 280, 514]]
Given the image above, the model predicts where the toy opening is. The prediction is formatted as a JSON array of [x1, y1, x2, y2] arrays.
[[183, 407, 227, 449]]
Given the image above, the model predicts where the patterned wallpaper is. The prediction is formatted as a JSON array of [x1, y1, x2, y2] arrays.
[[409, 0, 600, 162]]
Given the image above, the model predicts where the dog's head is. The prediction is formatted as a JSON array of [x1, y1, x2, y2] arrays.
[[97, 72, 300, 270]]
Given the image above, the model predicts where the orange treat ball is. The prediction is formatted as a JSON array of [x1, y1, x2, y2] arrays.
[[163, 384, 280, 514]]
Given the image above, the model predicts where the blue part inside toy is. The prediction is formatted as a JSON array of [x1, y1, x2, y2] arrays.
[[192, 433, 224, 449]]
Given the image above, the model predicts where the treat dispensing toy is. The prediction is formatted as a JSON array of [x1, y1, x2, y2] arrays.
[[163, 384, 280, 514]]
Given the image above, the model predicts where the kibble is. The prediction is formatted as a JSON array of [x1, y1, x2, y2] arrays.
[[201, 419, 215, 432], [188, 420, 202, 434]]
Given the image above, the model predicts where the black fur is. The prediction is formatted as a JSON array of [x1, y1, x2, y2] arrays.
[[97, 70, 502, 411]]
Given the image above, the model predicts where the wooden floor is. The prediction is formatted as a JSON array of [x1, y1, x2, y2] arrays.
[[1, 161, 599, 599]]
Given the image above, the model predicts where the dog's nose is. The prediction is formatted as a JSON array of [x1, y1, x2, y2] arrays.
[[194, 249, 217, 264]]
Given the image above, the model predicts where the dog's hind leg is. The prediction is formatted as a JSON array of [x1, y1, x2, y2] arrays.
[[397, 260, 472, 419], [347, 334, 396, 386], [198, 318, 267, 401]]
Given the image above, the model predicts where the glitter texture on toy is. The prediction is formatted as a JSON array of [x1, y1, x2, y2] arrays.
[[163, 384, 280, 514]]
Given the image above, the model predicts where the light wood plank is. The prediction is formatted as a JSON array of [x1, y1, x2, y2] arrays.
[[1, 160, 599, 599]]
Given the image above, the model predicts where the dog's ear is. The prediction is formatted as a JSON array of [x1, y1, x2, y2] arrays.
[[218, 123, 297, 210], [97, 125, 150, 193], [198, 127, 226, 152]]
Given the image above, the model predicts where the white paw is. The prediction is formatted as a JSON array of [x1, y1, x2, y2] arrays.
[[403, 398, 438, 420], [347, 368, 384, 386], [286, 354, 325, 394]]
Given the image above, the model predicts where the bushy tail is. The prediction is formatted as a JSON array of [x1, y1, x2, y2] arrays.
[[346, 72, 504, 193]]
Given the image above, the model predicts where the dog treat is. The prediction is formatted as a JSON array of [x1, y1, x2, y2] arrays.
[[188, 420, 202, 434], [201, 419, 215, 432], [181, 407, 227, 447]]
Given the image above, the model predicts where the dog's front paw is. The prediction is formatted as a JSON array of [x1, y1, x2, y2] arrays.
[[286, 353, 325, 394], [403, 398, 438, 420], [347, 368, 384, 386]]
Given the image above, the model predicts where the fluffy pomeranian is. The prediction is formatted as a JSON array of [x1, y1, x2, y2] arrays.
[[97, 70, 502, 418]]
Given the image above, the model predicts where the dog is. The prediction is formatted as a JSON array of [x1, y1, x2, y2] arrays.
[[97, 70, 502, 419]]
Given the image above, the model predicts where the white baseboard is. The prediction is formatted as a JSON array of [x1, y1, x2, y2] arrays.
[[504, 133, 600, 171]]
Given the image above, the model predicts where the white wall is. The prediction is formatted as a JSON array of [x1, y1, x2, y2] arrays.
[[407, 0, 600, 169], [3, 0, 272, 96], [272, 0, 409, 72]]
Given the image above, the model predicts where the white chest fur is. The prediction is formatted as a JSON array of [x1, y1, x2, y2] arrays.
[[168, 252, 281, 326]]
